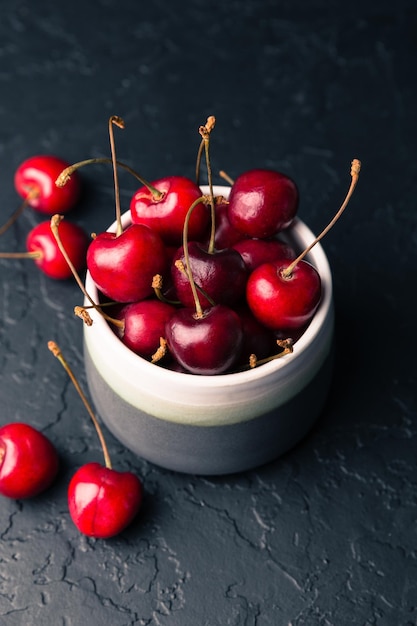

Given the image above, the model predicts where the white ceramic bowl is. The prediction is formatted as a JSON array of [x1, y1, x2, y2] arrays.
[[83, 186, 334, 475]]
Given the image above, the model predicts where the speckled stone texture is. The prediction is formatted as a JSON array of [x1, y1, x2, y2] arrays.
[[0, 1, 416, 624]]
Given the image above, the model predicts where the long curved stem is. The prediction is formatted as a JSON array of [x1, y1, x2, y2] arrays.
[[282, 158, 361, 279], [48, 341, 112, 469]]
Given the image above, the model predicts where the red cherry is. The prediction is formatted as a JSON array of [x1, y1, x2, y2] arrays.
[[233, 237, 296, 272], [68, 462, 143, 539], [26, 219, 89, 280], [165, 304, 243, 375], [87, 224, 167, 303], [130, 176, 208, 246], [235, 305, 276, 366], [117, 299, 176, 358], [14, 155, 81, 215], [0, 423, 59, 499], [202, 200, 247, 249], [227, 169, 299, 238], [246, 259, 322, 330], [172, 242, 248, 309]]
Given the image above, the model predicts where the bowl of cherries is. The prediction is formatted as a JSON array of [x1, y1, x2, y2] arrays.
[[72, 118, 360, 475]]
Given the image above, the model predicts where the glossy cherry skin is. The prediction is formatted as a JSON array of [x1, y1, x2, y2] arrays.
[[87, 224, 167, 303], [130, 176, 208, 246], [14, 155, 81, 215], [0, 423, 59, 499], [117, 299, 176, 358], [165, 304, 243, 375], [68, 462, 143, 539], [172, 242, 248, 309], [27, 219, 89, 280], [246, 259, 322, 330], [233, 237, 296, 272], [227, 169, 299, 238], [202, 201, 247, 249]]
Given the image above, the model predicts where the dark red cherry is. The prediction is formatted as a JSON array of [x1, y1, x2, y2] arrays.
[[202, 200, 247, 249], [172, 242, 248, 309], [14, 155, 81, 215], [246, 259, 321, 330], [26, 219, 89, 279], [227, 169, 298, 238], [130, 176, 208, 246], [0, 422, 59, 499], [87, 224, 167, 303], [165, 304, 243, 375], [233, 237, 296, 272], [235, 305, 276, 366], [117, 299, 176, 358]]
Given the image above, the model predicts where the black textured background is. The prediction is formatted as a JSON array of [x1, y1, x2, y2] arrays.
[[1, 1, 416, 625]]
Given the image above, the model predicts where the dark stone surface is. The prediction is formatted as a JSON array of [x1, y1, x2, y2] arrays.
[[0, 1, 416, 624]]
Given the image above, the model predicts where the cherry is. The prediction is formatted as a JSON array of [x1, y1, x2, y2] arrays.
[[227, 169, 299, 238], [172, 241, 248, 309], [67, 462, 143, 539], [48, 341, 143, 538], [116, 299, 176, 359], [0, 217, 89, 280], [232, 237, 296, 272], [0, 422, 59, 499], [87, 224, 168, 303], [165, 304, 243, 375], [246, 159, 361, 330], [201, 200, 247, 249], [14, 155, 81, 215], [247, 258, 322, 330], [130, 175, 208, 246], [235, 304, 276, 366]]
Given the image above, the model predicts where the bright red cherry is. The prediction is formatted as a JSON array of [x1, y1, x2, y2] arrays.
[[48, 341, 144, 539], [130, 176, 208, 246], [246, 259, 322, 330], [26, 219, 89, 279], [14, 155, 81, 215], [201, 200, 247, 249], [227, 169, 299, 238], [68, 462, 143, 539], [0, 422, 59, 499], [165, 304, 243, 375], [87, 224, 167, 303]]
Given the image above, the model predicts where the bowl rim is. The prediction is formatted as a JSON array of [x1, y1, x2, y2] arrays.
[[84, 184, 333, 390]]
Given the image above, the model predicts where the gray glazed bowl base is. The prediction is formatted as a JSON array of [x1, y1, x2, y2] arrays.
[[84, 343, 334, 475]]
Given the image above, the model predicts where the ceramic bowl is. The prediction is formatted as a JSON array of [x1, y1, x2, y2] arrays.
[[83, 185, 334, 475]]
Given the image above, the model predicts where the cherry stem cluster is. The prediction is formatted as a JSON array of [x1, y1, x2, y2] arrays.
[[48, 341, 112, 470], [282, 158, 361, 279]]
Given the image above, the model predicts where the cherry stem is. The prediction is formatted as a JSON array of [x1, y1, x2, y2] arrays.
[[0, 189, 40, 236], [49, 215, 123, 329], [282, 158, 361, 279], [55, 158, 163, 200], [0, 250, 41, 260], [219, 170, 234, 186], [199, 116, 217, 254], [181, 196, 209, 318], [247, 339, 294, 369], [109, 116, 124, 237], [48, 341, 112, 470]]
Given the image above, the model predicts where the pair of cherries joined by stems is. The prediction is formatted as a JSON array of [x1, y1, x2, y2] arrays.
[[0, 343, 142, 539]]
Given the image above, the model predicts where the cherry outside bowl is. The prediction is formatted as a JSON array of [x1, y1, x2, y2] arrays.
[[83, 186, 334, 475]]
